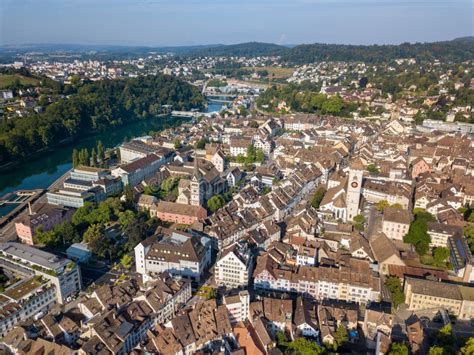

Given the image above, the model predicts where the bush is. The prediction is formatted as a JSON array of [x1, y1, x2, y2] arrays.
[[207, 195, 226, 213], [311, 187, 327, 209], [385, 276, 405, 308]]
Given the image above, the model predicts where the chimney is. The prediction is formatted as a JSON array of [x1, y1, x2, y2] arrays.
[[28, 202, 33, 215]]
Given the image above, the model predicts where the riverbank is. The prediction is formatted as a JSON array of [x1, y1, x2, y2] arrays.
[[0, 100, 226, 201], [0, 115, 187, 199]]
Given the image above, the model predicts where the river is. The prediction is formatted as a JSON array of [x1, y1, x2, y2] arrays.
[[0, 101, 225, 212]]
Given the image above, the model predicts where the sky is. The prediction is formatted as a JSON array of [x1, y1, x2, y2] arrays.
[[1, 0, 473, 46]]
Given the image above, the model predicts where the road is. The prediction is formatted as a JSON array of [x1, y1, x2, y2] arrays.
[[364, 202, 380, 240]]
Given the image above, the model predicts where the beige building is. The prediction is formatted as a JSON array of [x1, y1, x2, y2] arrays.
[[404, 278, 474, 320], [382, 207, 411, 241], [459, 287, 474, 321], [370, 233, 405, 274], [427, 222, 463, 249]]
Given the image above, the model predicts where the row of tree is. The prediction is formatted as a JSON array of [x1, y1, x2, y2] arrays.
[[72, 141, 106, 168]]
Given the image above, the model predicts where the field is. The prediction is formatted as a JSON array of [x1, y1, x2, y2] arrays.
[[244, 66, 295, 79], [0, 74, 40, 89]]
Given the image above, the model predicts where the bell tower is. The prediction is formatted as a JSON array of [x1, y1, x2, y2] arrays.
[[190, 153, 202, 206], [346, 159, 364, 221]]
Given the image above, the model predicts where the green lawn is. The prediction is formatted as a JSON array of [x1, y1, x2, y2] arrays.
[[0, 74, 40, 89], [244, 66, 295, 79]]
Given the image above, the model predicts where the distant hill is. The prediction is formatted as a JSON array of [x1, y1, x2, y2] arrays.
[[1, 38, 472, 63], [0, 43, 221, 55], [181, 39, 473, 63], [282, 39, 474, 64], [183, 42, 288, 57], [452, 36, 474, 43]]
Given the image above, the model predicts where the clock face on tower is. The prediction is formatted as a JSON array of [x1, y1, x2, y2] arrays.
[[351, 181, 359, 188]]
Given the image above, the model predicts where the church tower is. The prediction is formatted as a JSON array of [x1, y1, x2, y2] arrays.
[[346, 158, 364, 221], [190, 154, 203, 206]]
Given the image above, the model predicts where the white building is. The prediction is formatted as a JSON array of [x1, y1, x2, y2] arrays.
[[0, 277, 56, 337], [135, 229, 212, 283], [428, 222, 463, 248], [211, 151, 226, 173], [381, 207, 411, 241], [215, 242, 254, 289], [253, 255, 380, 304], [229, 137, 252, 157], [119, 139, 158, 163], [223, 291, 250, 325], [296, 245, 317, 266], [0, 243, 82, 304]]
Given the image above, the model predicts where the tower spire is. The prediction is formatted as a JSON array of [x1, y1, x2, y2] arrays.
[[193, 149, 201, 179]]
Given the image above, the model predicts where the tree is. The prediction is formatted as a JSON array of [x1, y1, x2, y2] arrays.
[[333, 325, 348, 351], [81, 148, 90, 166], [173, 138, 182, 149], [143, 184, 160, 197], [404, 211, 435, 256], [353, 214, 365, 231], [311, 187, 326, 209], [118, 210, 136, 231], [88, 233, 113, 259], [433, 247, 450, 266], [120, 254, 133, 269], [123, 216, 148, 252], [72, 149, 79, 167], [468, 209, 474, 223], [161, 177, 179, 194], [195, 138, 208, 149], [376, 200, 390, 211], [465, 224, 474, 253], [34, 229, 61, 247], [238, 106, 249, 117], [97, 140, 105, 161], [436, 324, 456, 351], [367, 163, 379, 174], [123, 185, 135, 208], [287, 337, 325, 354], [428, 346, 444, 355], [322, 95, 344, 114], [255, 149, 265, 163], [72, 202, 94, 228], [385, 276, 405, 308], [389, 342, 409, 355], [246, 144, 256, 163], [459, 338, 474, 354], [54, 222, 80, 245], [83, 224, 105, 244], [207, 195, 226, 213], [91, 148, 97, 167], [249, 121, 259, 128]]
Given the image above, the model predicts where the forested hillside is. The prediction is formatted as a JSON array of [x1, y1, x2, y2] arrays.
[[186, 42, 288, 57], [0, 75, 204, 165], [184, 38, 474, 63], [282, 39, 474, 64]]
